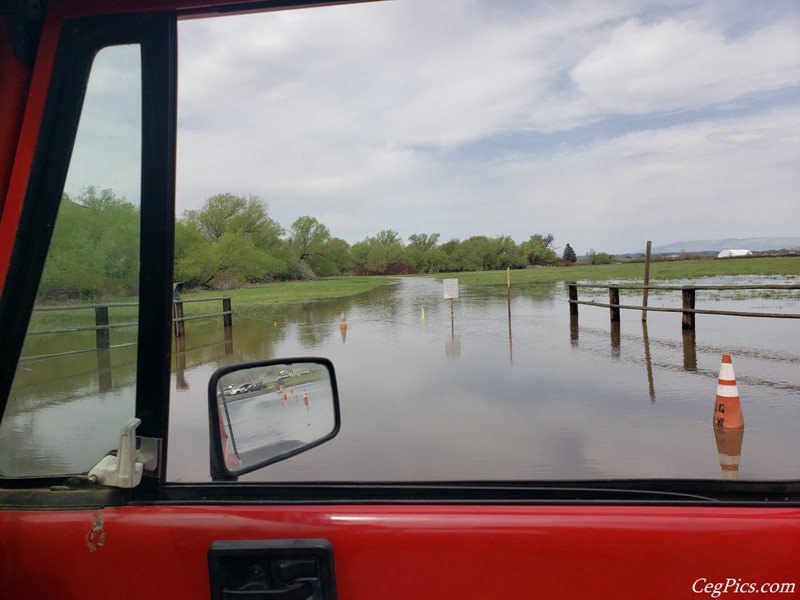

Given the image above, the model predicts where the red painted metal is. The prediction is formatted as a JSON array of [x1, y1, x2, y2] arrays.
[[1, 504, 798, 599], [0, 26, 32, 218], [0, 16, 60, 290]]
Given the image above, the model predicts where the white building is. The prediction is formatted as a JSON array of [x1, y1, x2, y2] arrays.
[[717, 249, 753, 258]]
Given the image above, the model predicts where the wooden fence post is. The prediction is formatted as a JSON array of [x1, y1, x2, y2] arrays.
[[174, 300, 185, 337], [222, 297, 232, 328], [682, 288, 696, 330], [95, 306, 110, 350], [642, 240, 651, 321], [95, 306, 112, 392], [568, 284, 578, 317], [609, 286, 620, 322]]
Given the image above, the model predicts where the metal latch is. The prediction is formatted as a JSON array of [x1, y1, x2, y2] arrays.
[[87, 418, 159, 488]]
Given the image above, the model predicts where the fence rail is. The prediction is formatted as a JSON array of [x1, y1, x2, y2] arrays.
[[21, 297, 232, 363], [567, 283, 800, 330], [172, 296, 232, 337]]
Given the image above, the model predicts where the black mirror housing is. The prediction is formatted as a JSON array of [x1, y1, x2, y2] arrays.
[[208, 357, 340, 481]]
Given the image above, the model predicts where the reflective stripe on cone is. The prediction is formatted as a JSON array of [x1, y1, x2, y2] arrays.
[[713, 426, 744, 480], [712, 353, 744, 429]]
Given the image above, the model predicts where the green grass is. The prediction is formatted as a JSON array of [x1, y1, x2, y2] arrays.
[[433, 256, 800, 287], [27, 277, 391, 331], [183, 277, 391, 314]]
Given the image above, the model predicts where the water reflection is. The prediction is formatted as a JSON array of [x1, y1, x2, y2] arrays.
[[569, 314, 579, 347], [163, 277, 800, 482], [507, 293, 513, 365], [713, 426, 745, 480], [610, 321, 621, 360], [682, 329, 697, 371], [641, 322, 655, 403]]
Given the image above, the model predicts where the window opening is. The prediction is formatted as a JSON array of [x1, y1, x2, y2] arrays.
[[0, 44, 142, 477]]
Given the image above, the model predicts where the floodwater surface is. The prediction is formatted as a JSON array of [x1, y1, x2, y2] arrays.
[[2, 277, 799, 482], [167, 277, 800, 482]]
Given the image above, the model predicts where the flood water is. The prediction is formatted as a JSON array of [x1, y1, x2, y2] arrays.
[[3, 277, 799, 483], [168, 277, 800, 482]]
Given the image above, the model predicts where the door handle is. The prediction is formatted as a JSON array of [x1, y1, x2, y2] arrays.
[[209, 539, 336, 600]]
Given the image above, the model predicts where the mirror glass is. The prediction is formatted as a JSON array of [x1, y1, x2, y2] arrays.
[[211, 360, 338, 476]]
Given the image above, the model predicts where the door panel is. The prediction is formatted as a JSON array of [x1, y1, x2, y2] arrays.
[[1, 505, 798, 599]]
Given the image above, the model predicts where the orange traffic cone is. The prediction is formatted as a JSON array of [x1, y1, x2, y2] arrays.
[[712, 354, 744, 429], [713, 426, 744, 480], [340, 312, 347, 330]]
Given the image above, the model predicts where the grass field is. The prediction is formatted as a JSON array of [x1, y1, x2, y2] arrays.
[[185, 276, 391, 311], [433, 256, 800, 287]]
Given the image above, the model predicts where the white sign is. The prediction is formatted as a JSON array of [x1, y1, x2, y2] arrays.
[[443, 278, 459, 299]]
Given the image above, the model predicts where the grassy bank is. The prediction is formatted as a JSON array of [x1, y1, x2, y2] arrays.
[[27, 277, 391, 332], [434, 256, 800, 287], [184, 276, 391, 314]]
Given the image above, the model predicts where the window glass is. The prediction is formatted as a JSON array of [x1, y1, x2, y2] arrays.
[[169, 1, 800, 483], [0, 45, 142, 477]]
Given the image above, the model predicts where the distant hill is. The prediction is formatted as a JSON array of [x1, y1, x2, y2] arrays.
[[644, 237, 800, 255]]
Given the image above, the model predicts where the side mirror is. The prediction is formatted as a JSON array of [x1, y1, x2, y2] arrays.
[[208, 358, 340, 480]]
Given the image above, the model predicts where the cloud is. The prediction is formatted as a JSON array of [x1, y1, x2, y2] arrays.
[[175, 0, 800, 252], [571, 18, 800, 115], [491, 107, 800, 251]]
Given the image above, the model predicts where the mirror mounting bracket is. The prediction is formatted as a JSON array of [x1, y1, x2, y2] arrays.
[[87, 418, 160, 488]]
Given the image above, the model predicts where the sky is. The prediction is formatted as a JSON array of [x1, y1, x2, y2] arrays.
[[67, 0, 800, 255]]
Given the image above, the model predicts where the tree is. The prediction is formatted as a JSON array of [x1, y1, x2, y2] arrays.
[[562, 243, 577, 264], [288, 216, 331, 263], [586, 249, 614, 265], [39, 187, 139, 299], [315, 237, 353, 276], [458, 236, 494, 271], [439, 239, 464, 271], [183, 193, 283, 247], [407, 233, 441, 273], [374, 229, 402, 246], [180, 193, 289, 284], [492, 235, 525, 269], [350, 230, 407, 273], [457, 236, 523, 271], [173, 221, 217, 287], [522, 233, 558, 266], [212, 231, 274, 282]]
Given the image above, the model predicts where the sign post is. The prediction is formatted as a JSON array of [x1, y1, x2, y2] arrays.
[[443, 278, 459, 337]]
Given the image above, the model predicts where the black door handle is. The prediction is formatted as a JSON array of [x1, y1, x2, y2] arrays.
[[209, 539, 337, 600]]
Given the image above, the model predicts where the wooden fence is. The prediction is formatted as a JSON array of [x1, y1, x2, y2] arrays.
[[172, 296, 232, 337], [22, 296, 232, 362], [23, 302, 139, 361], [567, 283, 800, 330]]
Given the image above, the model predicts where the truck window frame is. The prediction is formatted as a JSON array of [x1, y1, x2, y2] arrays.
[[0, 12, 176, 504]]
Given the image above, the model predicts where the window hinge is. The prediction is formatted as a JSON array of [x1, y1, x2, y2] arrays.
[[87, 418, 160, 489]]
